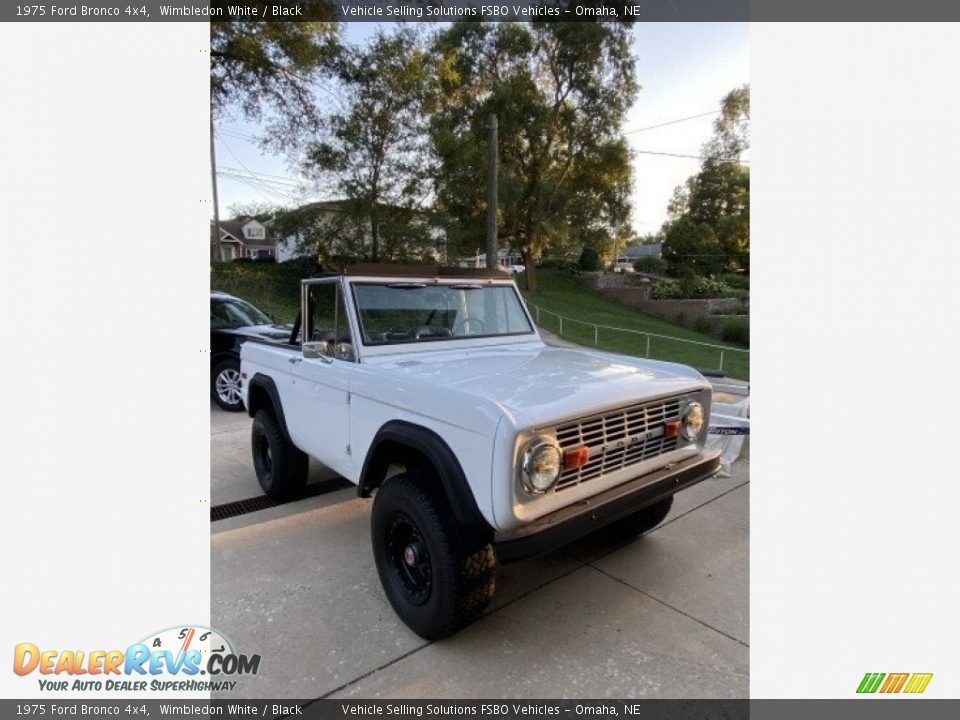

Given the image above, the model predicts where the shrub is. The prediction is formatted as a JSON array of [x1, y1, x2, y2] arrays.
[[652, 279, 682, 299], [555, 260, 582, 276], [720, 317, 750, 346], [578, 247, 601, 272], [633, 256, 668, 274], [693, 316, 714, 334], [720, 272, 750, 290], [679, 276, 731, 298]]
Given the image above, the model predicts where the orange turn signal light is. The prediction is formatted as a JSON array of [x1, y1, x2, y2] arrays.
[[664, 420, 681, 439], [563, 446, 591, 470]]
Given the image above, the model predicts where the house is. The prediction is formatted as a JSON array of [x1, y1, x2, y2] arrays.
[[621, 242, 662, 261], [211, 218, 276, 261], [458, 248, 526, 270]]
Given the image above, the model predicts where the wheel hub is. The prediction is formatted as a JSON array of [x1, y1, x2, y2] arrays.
[[403, 542, 424, 567], [386, 514, 432, 605], [216, 368, 242, 405]]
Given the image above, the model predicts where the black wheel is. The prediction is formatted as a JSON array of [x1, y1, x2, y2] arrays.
[[599, 495, 675, 541], [371, 472, 496, 640], [211, 358, 244, 411], [251, 408, 308, 501]]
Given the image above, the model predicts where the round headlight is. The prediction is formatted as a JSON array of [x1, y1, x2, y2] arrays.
[[521, 439, 562, 494], [682, 402, 705, 441]]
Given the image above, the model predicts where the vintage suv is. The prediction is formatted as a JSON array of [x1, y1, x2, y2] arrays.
[[240, 266, 721, 639]]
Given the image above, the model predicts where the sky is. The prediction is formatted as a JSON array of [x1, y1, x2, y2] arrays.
[[214, 22, 749, 238]]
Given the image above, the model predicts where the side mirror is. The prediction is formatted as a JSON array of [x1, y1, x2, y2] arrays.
[[335, 342, 355, 362], [302, 342, 327, 359]]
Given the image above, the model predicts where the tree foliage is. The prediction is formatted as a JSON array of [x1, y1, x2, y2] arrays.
[[210, 12, 340, 136], [662, 85, 750, 275], [429, 22, 638, 290], [272, 201, 437, 268], [702, 83, 750, 162], [298, 28, 435, 262]]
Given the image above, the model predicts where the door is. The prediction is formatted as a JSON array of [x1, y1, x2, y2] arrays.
[[283, 279, 356, 478]]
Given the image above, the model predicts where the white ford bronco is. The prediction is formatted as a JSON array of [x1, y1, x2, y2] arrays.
[[240, 266, 721, 639]]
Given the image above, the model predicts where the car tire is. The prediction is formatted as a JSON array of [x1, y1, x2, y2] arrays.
[[251, 408, 309, 501], [211, 358, 244, 412], [599, 495, 674, 541], [371, 472, 496, 640]]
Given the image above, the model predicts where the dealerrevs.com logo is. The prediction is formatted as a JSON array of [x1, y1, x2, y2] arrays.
[[13, 626, 260, 693], [857, 672, 933, 694]]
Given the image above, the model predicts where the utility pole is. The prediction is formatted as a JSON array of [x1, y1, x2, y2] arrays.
[[485, 114, 498, 271], [210, 115, 223, 262]]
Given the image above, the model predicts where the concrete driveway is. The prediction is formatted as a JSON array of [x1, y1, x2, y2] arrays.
[[211, 406, 749, 699]]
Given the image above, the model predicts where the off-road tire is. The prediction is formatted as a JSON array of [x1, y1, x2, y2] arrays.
[[211, 358, 244, 412], [251, 408, 309, 501], [600, 495, 674, 541], [371, 472, 496, 640]]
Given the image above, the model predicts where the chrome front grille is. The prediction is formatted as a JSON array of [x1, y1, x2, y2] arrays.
[[553, 396, 685, 491]]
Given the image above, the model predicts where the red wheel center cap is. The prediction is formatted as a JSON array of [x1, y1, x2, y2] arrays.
[[403, 545, 417, 567]]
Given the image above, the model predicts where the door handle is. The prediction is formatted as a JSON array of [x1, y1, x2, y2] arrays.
[[288, 357, 302, 365]]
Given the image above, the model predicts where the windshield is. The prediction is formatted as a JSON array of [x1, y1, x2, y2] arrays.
[[211, 297, 273, 329], [352, 282, 534, 346]]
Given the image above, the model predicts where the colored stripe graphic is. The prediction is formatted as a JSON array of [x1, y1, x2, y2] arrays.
[[903, 673, 933, 694], [879, 673, 909, 693], [857, 673, 885, 693], [857, 672, 933, 694]]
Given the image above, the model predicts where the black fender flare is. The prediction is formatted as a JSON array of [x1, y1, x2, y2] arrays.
[[359, 420, 488, 530], [244, 373, 294, 446]]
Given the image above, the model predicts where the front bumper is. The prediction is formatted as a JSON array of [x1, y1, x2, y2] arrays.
[[494, 448, 722, 563]]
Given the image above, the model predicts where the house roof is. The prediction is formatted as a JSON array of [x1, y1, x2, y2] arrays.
[[622, 243, 662, 259], [210, 219, 275, 247]]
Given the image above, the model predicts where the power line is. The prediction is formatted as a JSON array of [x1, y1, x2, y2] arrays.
[[634, 149, 750, 164], [218, 129, 257, 143], [215, 131, 305, 186], [635, 149, 703, 160], [219, 166, 303, 187], [219, 173, 299, 203], [218, 170, 300, 193], [624, 110, 719, 135]]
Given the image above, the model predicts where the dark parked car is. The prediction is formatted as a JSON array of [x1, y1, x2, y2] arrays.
[[210, 291, 292, 411]]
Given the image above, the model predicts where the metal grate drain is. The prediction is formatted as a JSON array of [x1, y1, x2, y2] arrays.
[[210, 478, 352, 522]]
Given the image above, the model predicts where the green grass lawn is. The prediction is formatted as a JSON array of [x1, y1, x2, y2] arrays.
[[211, 261, 303, 323], [520, 270, 749, 380]]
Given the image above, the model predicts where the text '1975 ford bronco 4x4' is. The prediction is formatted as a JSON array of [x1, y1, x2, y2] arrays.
[[240, 266, 722, 639]]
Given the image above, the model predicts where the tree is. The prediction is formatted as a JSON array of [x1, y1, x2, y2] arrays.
[[430, 22, 638, 291], [209, 12, 340, 260], [578, 246, 601, 272], [210, 13, 341, 135], [662, 217, 723, 277], [300, 28, 435, 262], [702, 84, 750, 162], [661, 85, 750, 275]]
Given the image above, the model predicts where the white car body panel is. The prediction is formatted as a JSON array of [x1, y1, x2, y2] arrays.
[[241, 274, 714, 533]]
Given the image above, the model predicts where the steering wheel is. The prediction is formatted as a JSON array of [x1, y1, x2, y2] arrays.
[[411, 326, 435, 340], [453, 317, 487, 335]]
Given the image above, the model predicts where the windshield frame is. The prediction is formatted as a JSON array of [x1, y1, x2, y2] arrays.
[[347, 278, 537, 350]]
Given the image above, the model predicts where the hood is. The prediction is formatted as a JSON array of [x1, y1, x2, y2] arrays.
[[366, 343, 708, 429], [225, 324, 293, 342]]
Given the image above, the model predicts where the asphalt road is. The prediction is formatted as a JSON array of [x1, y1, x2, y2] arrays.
[[210, 404, 749, 699]]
